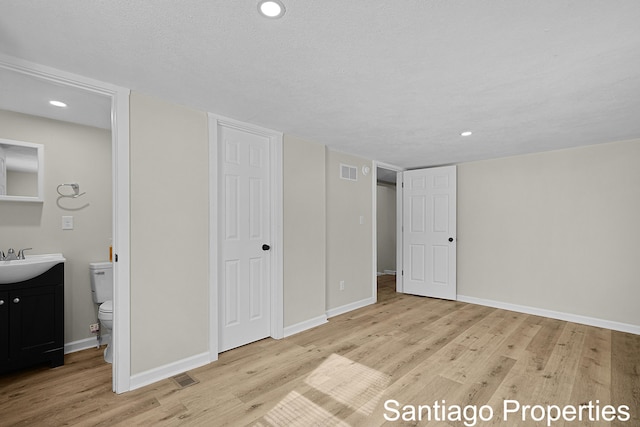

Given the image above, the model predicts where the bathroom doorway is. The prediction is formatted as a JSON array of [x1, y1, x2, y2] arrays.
[[0, 56, 131, 393], [374, 162, 404, 294]]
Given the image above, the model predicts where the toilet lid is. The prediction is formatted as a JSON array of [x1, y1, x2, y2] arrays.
[[99, 300, 113, 314]]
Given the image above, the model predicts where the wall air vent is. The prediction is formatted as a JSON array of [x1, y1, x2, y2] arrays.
[[340, 164, 357, 181]]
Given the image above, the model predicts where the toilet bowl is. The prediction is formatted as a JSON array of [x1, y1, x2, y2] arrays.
[[89, 261, 113, 364], [98, 300, 113, 363]]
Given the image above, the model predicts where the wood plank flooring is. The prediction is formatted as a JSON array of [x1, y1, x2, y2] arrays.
[[1, 275, 639, 426]]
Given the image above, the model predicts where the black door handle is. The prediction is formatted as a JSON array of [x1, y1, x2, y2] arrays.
[[262, 244, 271, 251], [448, 237, 454, 242]]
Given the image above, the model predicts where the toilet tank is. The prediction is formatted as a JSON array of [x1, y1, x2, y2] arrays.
[[89, 261, 113, 304]]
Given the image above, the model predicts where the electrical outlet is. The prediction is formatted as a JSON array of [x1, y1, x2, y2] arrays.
[[340, 280, 345, 291], [89, 323, 100, 333]]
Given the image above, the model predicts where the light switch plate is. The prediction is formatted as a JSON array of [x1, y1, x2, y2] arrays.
[[62, 215, 74, 230]]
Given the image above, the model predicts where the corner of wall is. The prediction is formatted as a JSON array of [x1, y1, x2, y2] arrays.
[[325, 149, 374, 313]]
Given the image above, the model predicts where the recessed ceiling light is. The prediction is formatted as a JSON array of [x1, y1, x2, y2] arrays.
[[461, 131, 472, 137], [49, 100, 67, 108], [258, 0, 285, 18]]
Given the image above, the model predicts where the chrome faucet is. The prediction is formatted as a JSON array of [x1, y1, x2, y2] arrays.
[[1, 248, 31, 261], [4, 248, 18, 261]]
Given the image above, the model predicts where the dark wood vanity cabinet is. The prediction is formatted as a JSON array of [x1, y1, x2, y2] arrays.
[[0, 263, 64, 374]]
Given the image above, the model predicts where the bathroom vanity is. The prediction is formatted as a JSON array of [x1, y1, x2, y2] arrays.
[[0, 262, 64, 374]]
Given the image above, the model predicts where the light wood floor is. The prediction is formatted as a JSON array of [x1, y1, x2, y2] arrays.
[[1, 275, 639, 426]]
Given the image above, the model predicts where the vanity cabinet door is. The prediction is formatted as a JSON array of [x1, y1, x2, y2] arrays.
[[0, 290, 7, 364], [8, 284, 63, 362]]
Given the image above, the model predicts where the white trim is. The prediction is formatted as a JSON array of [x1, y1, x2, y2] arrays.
[[129, 352, 211, 391], [111, 86, 131, 394], [208, 114, 284, 360], [283, 315, 328, 338], [396, 172, 404, 292], [326, 296, 376, 319], [457, 294, 640, 335], [64, 336, 103, 354], [0, 54, 131, 394], [372, 165, 378, 303]]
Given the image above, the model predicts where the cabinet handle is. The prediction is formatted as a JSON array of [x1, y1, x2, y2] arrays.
[[0, 300, 4, 305], [13, 298, 20, 304]]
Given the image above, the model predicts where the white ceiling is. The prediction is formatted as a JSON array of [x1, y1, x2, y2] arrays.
[[1, 1, 639, 168], [0, 67, 112, 130]]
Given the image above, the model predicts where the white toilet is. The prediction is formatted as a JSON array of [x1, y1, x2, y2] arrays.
[[89, 262, 113, 363]]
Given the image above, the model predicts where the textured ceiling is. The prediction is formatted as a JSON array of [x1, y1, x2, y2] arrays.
[[1, 1, 640, 168]]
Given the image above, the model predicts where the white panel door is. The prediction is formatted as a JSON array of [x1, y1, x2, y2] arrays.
[[402, 165, 457, 300], [219, 125, 271, 352]]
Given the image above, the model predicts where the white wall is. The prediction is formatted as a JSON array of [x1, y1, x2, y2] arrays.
[[458, 138, 640, 329], [283, 135, 326, 328], [0, 109, 112, 346], [129, 92, 210, 374], [376, 182, 396, 273], [326, 150, 374, 313]]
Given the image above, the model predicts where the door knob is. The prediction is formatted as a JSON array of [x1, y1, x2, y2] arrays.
[[262, 244, 271, 251], [448, 237, 454, 242]]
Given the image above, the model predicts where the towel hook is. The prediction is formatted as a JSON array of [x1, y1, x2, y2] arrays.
[[56, 183, 86, 198]]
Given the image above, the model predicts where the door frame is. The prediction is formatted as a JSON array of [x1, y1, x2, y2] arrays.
[[373, 161, 405, 295], [208, 114, 283, 360], [0, 54, 131, 393]]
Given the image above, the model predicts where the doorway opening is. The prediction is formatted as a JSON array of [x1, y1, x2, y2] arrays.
[[374, 162, 404, 295], [0, 55, 131, 393]]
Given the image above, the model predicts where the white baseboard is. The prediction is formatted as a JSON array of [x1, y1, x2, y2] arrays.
[[377, 270, 397, 276], [457, 294, 640, 335], [64, 335, 108, 354], [284, 314, 328, 338], [129, 352, 211, 391], [326, 296, 376, 319]]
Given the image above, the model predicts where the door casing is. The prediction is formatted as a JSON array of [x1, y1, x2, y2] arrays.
[[0, 53, 131, 393], [208, 114, 283, 361]]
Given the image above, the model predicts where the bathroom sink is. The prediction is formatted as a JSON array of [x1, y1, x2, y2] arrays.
[[0, 253, 66, 284]]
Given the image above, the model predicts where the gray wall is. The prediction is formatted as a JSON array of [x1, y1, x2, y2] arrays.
[[283, 135, 327, 327], [326, 150, 374, 311], [458, 138, 640, 327], [0, 109, 112, 345], [127, 93, 377, 376], [129, 92, 210, 374], [376, 182, 396, 273]]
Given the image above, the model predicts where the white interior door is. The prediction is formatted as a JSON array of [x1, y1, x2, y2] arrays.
[[402, 165, 457, 300], [219, 125, 272, 352]]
